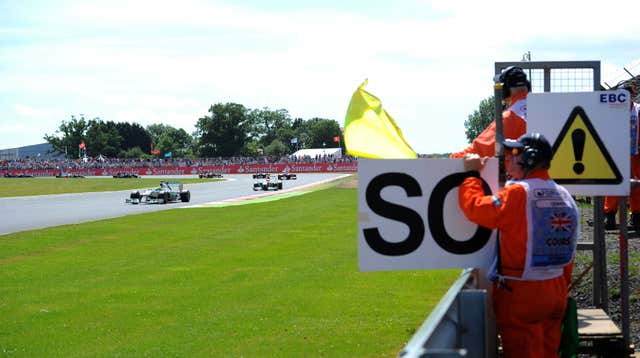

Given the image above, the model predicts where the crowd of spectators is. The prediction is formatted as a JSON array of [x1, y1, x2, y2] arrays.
[[0, 153, 357, 171]]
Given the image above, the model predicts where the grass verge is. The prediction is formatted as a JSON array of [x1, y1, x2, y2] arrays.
[[0, 185, 458, 357]]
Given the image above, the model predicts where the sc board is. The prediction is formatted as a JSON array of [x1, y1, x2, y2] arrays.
[[358, 158, 499, 272]]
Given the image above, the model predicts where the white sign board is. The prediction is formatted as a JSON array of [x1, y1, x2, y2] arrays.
[[527, 90, 629, 196], [358, 158, 498, 272]]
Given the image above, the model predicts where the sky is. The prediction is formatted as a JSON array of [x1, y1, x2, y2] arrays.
[[1, 0, 639, 154]]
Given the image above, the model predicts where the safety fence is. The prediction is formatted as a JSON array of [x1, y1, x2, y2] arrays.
[[398, 268, 494, 358]]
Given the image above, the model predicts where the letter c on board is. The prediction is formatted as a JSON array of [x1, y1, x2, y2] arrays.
[[428, 172, 493, 254]]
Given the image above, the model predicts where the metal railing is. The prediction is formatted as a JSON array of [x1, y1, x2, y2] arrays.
[[398, 268, 494, 358]]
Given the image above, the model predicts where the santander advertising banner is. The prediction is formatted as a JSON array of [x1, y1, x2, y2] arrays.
[[1, 163, 358, 177]]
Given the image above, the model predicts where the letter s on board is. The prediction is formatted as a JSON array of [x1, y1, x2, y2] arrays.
[[363, 173, 425, 256]]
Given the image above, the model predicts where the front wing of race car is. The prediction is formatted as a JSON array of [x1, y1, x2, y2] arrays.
[[127, 191, 164, 204]]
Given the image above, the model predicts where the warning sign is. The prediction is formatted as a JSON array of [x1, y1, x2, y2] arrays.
[[527, 91, 629, 196], [549, 106, 622, 184]]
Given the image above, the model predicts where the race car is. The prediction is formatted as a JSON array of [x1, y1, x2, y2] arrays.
[[252, 172, 268, 179], [113, 172, 140, 178], [56, 173, 85, 178], [126, 181, 191, 204], [4, 173, 34, 178], [277, 173, 297, 180], [253, 176, 283, 191], [199, 172, 223, 178]]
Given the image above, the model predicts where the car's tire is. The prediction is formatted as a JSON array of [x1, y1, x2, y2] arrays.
[[279, 183, 283, 190], [180, 191, 191, 202], [162, 192, 169, 204]]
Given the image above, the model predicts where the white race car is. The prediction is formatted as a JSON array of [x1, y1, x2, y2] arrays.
[[253, 175, 283, 191], [126, 181, 191, 204]]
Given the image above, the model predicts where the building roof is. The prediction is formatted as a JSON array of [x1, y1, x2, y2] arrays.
[[0, 143, 63, 160]]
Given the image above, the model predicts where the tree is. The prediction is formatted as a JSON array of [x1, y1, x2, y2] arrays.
[[264, 139, 287, 156], [248, 107, 292, 147], [304, 118, 342, 148], [286, 117, 306, 153], [147, 124, 193, 158], [275, 126, 297, 153], [194, 103, 250, 157], [463, 96, 495, 143], [84, 119, 123, 157], [240, 140, 262, 157], [116, 122, 152, 153], [45, 115, 195, 159], [291, 117, 305, 131], [43, 115, 90, 158], [120, 146, 148, 159]]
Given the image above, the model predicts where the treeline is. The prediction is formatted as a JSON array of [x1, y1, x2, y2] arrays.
[[44, 103, 343, 159]]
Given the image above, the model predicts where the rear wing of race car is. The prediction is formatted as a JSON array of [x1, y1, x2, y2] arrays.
[[164, 181, 184, 192]]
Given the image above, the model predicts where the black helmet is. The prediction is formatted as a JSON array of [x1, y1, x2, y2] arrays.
[[503, 132, 552, 170], [495, 66, 531, 98]]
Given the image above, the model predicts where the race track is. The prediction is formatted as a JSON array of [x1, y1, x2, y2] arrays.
[[0, 173, 350, 235]]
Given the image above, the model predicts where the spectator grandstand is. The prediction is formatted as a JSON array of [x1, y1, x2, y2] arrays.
[[0, 153, 357, 176]]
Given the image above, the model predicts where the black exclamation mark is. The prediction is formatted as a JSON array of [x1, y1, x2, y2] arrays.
[[572, 129, 585, 174]]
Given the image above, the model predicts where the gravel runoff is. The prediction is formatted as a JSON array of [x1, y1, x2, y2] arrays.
[[572, 205, 640, 350]]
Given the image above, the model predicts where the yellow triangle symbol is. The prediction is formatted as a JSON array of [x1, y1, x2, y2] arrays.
[[549, 106, 622, 184]]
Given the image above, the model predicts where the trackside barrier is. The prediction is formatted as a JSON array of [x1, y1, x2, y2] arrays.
[[0, 163, 357, 177], [398, 268, 494, 358]]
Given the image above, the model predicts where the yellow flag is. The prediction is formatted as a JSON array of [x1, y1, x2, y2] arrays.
[[344, 80, 417, 158]]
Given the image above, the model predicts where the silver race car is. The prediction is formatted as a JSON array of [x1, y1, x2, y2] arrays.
[[126, 181, 191, 204], [253, 175, 283, 191]]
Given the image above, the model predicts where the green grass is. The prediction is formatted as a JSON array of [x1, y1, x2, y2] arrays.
[[0, 177, 222, 198], [0, 186, 459, 357]]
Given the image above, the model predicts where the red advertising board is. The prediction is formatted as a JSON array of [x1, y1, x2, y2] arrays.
[[1, 163, 357, 177]]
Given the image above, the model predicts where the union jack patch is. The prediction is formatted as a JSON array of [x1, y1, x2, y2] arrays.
[[550, 211, 574, 232]]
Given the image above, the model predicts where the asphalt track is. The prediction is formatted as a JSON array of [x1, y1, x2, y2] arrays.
[[0, 173, 350, 236]]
